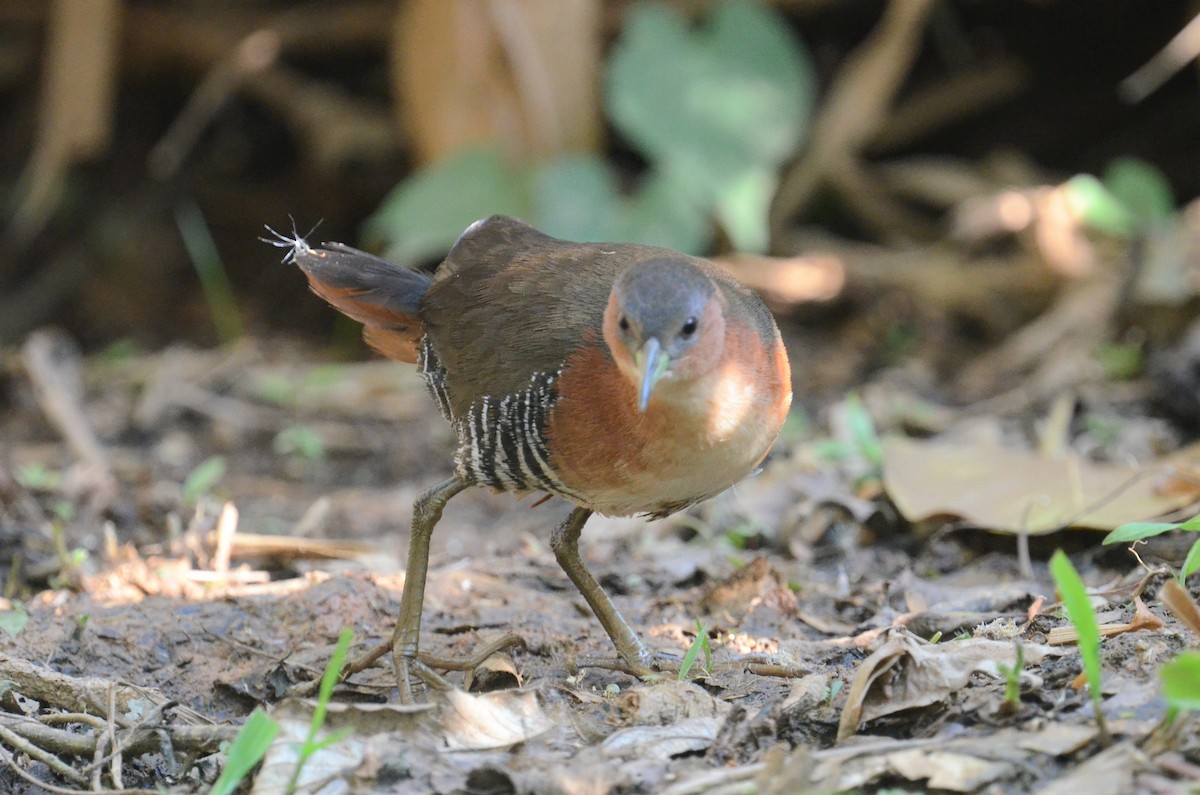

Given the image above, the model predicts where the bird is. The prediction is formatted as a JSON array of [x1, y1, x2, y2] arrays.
[[276, 215, 792, 701]]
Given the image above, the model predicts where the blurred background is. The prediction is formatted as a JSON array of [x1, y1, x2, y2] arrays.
[[2, 0, 1198, 362], [5, 7, 1200, 784]]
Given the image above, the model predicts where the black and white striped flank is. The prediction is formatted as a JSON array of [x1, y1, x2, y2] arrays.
[[456, 370, 581, 500], [417, 336, 453, 422]]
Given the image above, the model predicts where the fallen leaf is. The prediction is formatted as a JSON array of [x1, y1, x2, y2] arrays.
[[1160, 579, 1200, 636], [837, 630, 1057, 741], [601, 717, 722, 759], [440, 688, 552, 751], [883, 435, 1200, 533]]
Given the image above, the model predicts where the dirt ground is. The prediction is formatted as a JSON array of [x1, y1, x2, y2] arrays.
[[2, 322, 1199, 793]]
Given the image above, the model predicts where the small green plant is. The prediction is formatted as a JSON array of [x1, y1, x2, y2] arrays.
[[183, 456, 227, 505], [208, 708, 281, 795], [14, 463, 61, 491], [1049, 549, 1108, 737], [1160, 651, 1200, 714], [273, 425, 326, 461], [1181, 536, 1200, 584], [286, 628, 354, 793], [1104, 515, 1200, 584], [996, 641, 1025, 707], [1064, 157, 1175, 237], [0, 602, 28, 637], [822, 679, 843, 705], [678, 619, 712, 681], [814, 393, 884, 485], [1095, 342, 1143, 381]]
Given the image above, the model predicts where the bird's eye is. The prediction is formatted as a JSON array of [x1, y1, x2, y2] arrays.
[[618, 315, 630, 332], [680, 317, 698, 338]]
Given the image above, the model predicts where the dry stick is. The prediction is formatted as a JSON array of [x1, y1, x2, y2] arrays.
[[79, 702, 177, 779], [147, 28, 280, 179], [21, 331, 112, 479], [770, 0, 937, 240], [0, 742, 160, 795], [1120, 12, 1200, 102], [0, 714, 235, 762], [0, 721, 87, 785], [108, 684, 123, 791]]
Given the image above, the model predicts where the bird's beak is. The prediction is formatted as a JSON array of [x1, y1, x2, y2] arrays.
[[635, 337, 669, 412]]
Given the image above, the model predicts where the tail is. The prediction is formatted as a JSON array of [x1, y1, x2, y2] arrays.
[[278, 234, 433, 363]]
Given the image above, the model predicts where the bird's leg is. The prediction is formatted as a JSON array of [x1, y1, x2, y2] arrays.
[[550, 507, 657, 677], [339, 475, 469, 701], [390, 474, 472, 701]]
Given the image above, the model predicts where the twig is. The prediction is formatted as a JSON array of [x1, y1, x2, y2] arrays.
[[1119, 12, 1200, 102], [0, 721, 87, 784]]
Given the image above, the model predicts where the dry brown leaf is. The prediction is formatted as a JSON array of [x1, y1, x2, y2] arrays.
[[837, 631, 1056, 741], [440, 688, 552, 751], [463, 652, 522, 693], [883, 435, 1200, 534], [1033, 741, 1143, 795], [1046, 596, 1164, 645], [601, 717, 722, 759], [1160, 578, 1200, 636]]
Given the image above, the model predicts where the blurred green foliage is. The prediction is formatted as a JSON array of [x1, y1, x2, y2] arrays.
[[1065, 156, 1175, 237], [367, 0, 814, 264]]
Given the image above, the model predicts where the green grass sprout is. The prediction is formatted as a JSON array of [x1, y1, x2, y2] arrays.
[[1181, 537, 1200, 584], [996, 641, 1025, 708], [286, 627, 354, 793], [1160, 651, 1200, 713], [1049, 550, 1108, 738], [209, 708, 280, 795], [176, 200, 245, 344], [183, 456, 227, 505], [678, 619, 712, 681]]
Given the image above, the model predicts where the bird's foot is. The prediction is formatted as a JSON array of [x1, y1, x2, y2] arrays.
[[341, 633, 526, 703]]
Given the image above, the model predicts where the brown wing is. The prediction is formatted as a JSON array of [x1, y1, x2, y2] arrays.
[[420, 217, 628, 416], [292, 242, 433, 363]]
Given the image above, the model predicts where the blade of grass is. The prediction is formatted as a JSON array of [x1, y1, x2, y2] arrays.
[[209, 708, 280, 795], [286, 628, 354, 793], [176, 200, 244, 344], [678, 620, 710, 681], [1160, 651, 1200, 712], [1049, 549, 1108, 740]]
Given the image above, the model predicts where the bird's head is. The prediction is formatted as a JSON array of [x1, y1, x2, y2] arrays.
[[602, 258, 727, 412]]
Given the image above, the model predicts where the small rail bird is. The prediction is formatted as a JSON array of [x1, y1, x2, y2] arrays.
[[280, 216, 791, 700]]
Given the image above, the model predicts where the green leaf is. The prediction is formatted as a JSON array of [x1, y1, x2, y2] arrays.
[[209, 708, 280, 795], [712, 166, 777, 253], [273, 425, 325, 461], [530, 155, 624, 243], [365, 147, 528, 266], [678, 620, 710, 680], [1049, 550, 1104, 716], [622, 169, 712, 253], [1181, 536, 1200, 582], [183, 456, 226, 505], [1160, 651, 1200, 712], [1064, 174, 1136, 236], [0, 604, 28, 637], [1102, 521, 1181, 545], [1178, 514, 1200, 531], [606, 0, 814, 252], [1103, 157, 1174, 225], [844, 394, 883, 468]]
